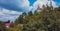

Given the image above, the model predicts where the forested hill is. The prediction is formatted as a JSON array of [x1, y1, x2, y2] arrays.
[[15, 6, 60, 31], [0, 6, 60, 31]]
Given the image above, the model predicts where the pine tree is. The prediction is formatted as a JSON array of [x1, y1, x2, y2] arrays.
[[28, 11, 33, 16]]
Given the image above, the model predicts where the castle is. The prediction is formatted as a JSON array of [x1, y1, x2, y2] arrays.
[[35, 0, 53, 13]]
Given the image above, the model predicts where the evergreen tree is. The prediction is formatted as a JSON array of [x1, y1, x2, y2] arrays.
[[28, 11, 33, 16], [18, 15, 24, 24], [22, 12, 27, 18]]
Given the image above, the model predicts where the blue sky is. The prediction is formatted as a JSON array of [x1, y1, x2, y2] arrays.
[[53, 0, 60, 6], [29, 0, 36, 6], [0, 0, 60, 22], [29, 0, 60, 6]]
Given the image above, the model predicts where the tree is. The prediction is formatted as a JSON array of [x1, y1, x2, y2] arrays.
[[0, 21, 7, 31], [15, 19, 19, 25], [15, 5, 60, 31], [28, 11, 33, 16], [22, 12, 27, 17], [18, 15, 24, 24]]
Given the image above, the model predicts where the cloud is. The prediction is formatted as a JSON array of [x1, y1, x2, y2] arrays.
[[31, 0, 57, 12], [0, 0, 56, 12], [33, 0, 56, 7], [0, 0, 57, 22], [0, 0, 31, 12], [0, 0, 32, 22], [0, 8, 23, 22]]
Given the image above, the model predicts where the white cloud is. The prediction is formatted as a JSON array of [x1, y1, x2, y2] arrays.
[[0, 8, 23, 22], [31, 0, 57, 12], [0, 0, 30, 22], [18, 0, 57, 12], [19, 0, 29, 8], [33, 0, 56, 7], [19, 0, 32, 11], [0, 0, 32, 12], [0, 0, 57, 22]]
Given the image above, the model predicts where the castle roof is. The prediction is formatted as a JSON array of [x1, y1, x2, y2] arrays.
[[35, 6, 41, 11]]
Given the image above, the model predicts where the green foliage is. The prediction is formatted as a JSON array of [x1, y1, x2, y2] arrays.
[[1, 5, 60, 31], [28, 11, 33, 16], [21, 6, 60, 31], [0, 21, 8, 31]]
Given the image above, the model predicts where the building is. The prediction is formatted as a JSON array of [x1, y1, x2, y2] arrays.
[[5, 20, 11, 28], [35, 6, 41, 13]]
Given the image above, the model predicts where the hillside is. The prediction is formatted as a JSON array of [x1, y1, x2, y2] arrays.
[[0, 6, 60, 31], [16, 6, 60, 31]]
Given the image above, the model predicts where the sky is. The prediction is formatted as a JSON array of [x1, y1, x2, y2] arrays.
[[53, 0, 60, 6], [0, 0, 60, 22]]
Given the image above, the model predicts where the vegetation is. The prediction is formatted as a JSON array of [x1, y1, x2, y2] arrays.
[[0, 5, 60, 31]]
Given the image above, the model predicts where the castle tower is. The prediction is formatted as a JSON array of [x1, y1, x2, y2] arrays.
[[42, 4, 45, 8], [50, 0, 53, 10], [46, 0, 53, 10], [35, 5, 41, 13], [48, 0, 52, 6], [50, 0, 52, 7], [42, 4, 46, 10]]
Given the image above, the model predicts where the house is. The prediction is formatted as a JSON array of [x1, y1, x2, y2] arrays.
[[5, 20, 11, 28]]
